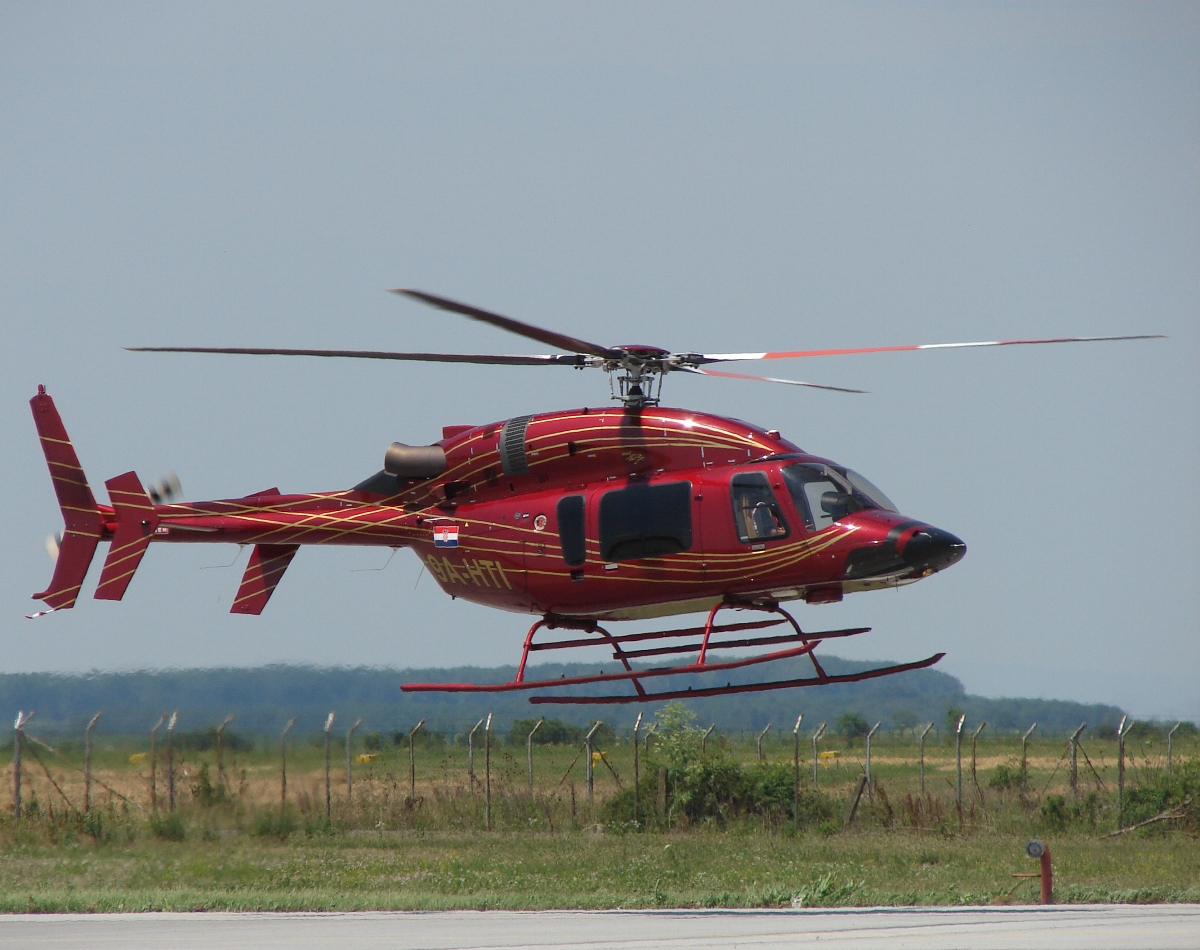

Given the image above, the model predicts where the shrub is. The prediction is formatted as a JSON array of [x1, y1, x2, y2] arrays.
[[189, 763, 229, 806], [149, 812, 186, 841], [506, 718, 614, 747], [989, 762, 1030, 792], [251, 806, 297, 840], [1122, 758, 1200, 833], [1040, 792, 1101, 832], [837, 712, 870, 745]]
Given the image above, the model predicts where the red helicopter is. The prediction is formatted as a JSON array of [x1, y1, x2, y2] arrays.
[[29, 291, 1160, 703]]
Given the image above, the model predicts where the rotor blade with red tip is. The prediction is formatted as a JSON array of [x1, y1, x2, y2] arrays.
[[679, 366, 866, 393], [125, 346, 584, 366], [393, 289, 622, 360], [697, 333, 1165, 364]]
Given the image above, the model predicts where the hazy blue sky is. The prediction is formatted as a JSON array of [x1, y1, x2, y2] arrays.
[[2, 2, 1196, 720]]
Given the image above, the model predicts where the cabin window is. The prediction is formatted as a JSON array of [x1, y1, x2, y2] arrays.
[[557, 495, 587, 567], [598, 481, 692, 562], [730, 471, 790, 543]]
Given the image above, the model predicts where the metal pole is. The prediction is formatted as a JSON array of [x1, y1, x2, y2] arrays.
[[811, 722, 826, 790], [1021, 723, 1038, 776], [166, 712, 178, 812], [918, 723, 933, 796], [345, 717, 363, 801], [632, 712, 643, 827], [149, 713, 166, 813], [1068, 722, 1086, 795], [756, 723, 772, 764], [971, 721, 987, 798], [323, 712, 335, 821], [216, 714, 234, 791], [526, 718, 544, 794], [1117, 716, 1133, 829], [468, 717, 484, 792], [954, 714, 966, 811], [701, 724, 716, 756], [792, 714, 803, 819], [1167, 722, 1181, 776], [408, 719, 425, 802], [865, 722, 881, 794], [84, 712, 102, 813], [280, 718, 296, 806], [584, 721, 603, 803], [13, 711, 33, 821], [484, 713, 493, 831]]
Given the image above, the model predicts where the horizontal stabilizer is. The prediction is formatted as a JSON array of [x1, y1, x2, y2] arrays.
[[30, 387, 103, 611], [95, 472, 158, 601], [231, 543, 299, 614]]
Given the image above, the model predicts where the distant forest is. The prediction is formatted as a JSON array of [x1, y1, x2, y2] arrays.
[[0, 654, 1133, 741]]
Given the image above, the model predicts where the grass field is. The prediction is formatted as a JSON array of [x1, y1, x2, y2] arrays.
[[1, 720, 1196, 911]]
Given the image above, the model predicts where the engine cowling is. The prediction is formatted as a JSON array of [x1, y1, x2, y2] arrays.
[[383, 442, 447, 479]]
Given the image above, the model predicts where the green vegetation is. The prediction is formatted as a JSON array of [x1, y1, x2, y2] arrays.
[[0, 702, 1195, 911]]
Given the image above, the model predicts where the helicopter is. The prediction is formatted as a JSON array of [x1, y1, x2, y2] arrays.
[[29, 290, 1162, 703]]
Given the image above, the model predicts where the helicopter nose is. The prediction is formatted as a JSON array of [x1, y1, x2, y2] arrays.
[[902, 527, 966, 574]]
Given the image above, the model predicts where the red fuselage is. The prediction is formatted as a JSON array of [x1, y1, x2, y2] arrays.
[[130, 406, 964, 619]]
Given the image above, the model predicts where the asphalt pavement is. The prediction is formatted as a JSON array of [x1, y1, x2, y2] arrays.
[[1, 905, 1197, 949]]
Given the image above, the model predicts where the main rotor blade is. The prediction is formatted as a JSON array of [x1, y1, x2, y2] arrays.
[[393, 289, 621, 360], [698, 333, 1165, 364], [126, 346, 584, 366], [680, 366, 866, 394]]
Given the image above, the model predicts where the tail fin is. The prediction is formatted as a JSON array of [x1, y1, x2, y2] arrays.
[[30, 386, 104, 612], [94, 472, 158, 601]]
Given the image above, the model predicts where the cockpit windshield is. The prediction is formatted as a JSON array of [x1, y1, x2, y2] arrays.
[[781, 462, 898, 531]]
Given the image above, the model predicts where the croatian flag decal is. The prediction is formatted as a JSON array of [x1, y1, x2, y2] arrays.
[[433, 524, 459, 548]]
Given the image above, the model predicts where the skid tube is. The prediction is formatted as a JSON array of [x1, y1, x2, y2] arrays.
[[400, 600, 940, 703]]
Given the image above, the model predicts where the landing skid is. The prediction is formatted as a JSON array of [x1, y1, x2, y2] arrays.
[[401, 600, 945, 705]]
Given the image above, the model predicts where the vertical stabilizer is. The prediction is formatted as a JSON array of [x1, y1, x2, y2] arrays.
[[30, 387, 103, 611]]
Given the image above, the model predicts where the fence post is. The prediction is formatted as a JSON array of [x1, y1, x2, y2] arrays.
[[971, 721, 987, 800], [811, 722, 826, 790], [84, 712, 102, 813], [526, 718, 544, 794], [166, 712, 178, 812], [792, 714, 803, 819], [918, 722, 934, 796], [701, 724, 716, 756], [756, 723, 772, 764], [864, 721, 881, 797], [644, 723, 657, 756], [216, 714, 234, 791], [484, 713, 493, 831], [1021, 723, 1038, 776], [1068, 722, 1087, 795], [954, 714, 966, 815], [280, 718, 296, 806], [632, 712, 643, 827], [13, 711, 33, 821], [345, 717, 363, 801], [323, 712, 335, 821], [584, 721, 603, 803], [408, 718, 425, 803], [1117, 715, 1133, 829], [1167, 722, 1181, 776], [468, 717, 484, 792], [149, 713, 167, 813]]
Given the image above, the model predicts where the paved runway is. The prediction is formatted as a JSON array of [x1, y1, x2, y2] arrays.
[[1, 905, 1197, 949]]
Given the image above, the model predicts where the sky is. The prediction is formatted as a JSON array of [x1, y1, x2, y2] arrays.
[[1, 2, 1196, 721]]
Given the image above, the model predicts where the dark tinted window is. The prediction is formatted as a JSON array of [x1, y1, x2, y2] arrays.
[[599, 481, 692, 562], [730, 471, 789, 543], [557, 495, 586, 566]]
